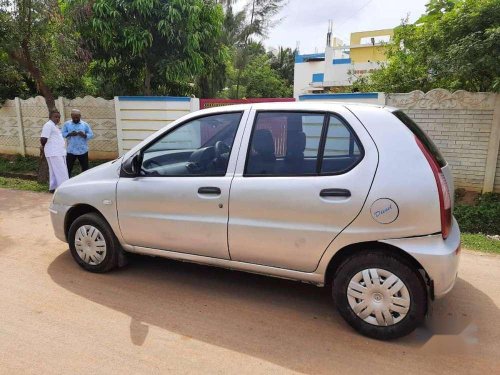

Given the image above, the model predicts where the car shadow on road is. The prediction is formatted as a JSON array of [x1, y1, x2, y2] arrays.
[[48, 250, 499, 374]]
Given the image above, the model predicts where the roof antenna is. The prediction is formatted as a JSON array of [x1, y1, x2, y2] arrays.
[[327, 19, 333, 46]]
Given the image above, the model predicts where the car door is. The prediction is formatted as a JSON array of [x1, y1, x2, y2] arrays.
[[228, 108, 378, 272], [117, 110, 249, 259]]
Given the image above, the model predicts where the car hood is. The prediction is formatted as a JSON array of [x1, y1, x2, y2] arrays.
[[64, 158, 122, 186]]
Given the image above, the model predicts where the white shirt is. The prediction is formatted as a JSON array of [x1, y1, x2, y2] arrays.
[[41, 120, 66, 157]]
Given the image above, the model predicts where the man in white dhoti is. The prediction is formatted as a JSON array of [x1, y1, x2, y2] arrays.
[[40, 109, 69, 193]]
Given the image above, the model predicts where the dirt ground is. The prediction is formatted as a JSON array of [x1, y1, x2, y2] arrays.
[[0, 189, 499, 375]]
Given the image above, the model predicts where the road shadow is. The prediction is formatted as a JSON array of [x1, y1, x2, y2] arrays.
[[48, 250, 499, 374]]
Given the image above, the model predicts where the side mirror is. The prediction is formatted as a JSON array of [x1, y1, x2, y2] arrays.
[[121, 153, 143, 177]]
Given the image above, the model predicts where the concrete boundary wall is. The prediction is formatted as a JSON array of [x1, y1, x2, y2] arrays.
[[386, 90, 499, 193], [1, 91, 499, 192], [0, 96, 117, 159], [298, 89, 500, 193]]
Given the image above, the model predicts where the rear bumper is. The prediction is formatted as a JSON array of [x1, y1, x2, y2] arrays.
[[381, 217, 461, 299], [49, 203, 71, 243]]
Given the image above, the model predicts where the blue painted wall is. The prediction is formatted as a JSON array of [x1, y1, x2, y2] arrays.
[[332, 58, 351, 65], [312, 73, 324, 83], [118, 96, 191, 102], [299, 93, 379, 101], [295, 53, 326, 63]]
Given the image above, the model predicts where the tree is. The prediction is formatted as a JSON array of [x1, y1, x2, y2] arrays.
[[70, 0, 226, 97], [241, 54, 292, 98], [268, 46, 296, 87], [353, 0, 500, 93], [1, 0, 87, 183], [219, 0, 286, 98], [0, 52, 33, 102], [0, 0, 86, 108], [0, 0, 57, 109]]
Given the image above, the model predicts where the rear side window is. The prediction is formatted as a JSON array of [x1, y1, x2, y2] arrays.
[[244, 111, 363, 176], [321, 116, 363, 174], [393, 110, 446, 167]]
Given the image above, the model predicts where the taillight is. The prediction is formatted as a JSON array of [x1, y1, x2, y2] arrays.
[[415, 136, 452, 239]]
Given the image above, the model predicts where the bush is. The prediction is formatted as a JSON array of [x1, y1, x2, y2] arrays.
[[454, 193, 500, 235]]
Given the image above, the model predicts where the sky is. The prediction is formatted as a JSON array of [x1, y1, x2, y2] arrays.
[[242, 0, 429, 53]]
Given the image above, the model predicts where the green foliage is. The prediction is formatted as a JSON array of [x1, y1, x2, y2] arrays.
[[0, 0, 290, 100], [243, 54, 292, 97], [219, 44, 293, 99], [268, 46, 295, 87], [219, 0, 287, 98], [70, 0, 227, 96], [454, 193, 500, 235], [354, 0, 500, 93], [0, 0, 89, 105], [0, 53, 32, 101], [461, 233, 500, 254]]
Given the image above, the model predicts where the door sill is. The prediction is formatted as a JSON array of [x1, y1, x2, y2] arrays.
[[125, 246, 324, 286]]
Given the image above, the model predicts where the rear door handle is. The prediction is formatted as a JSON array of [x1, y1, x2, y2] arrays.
[[320, 188, 351, 197], [198, 187, 221, 195]]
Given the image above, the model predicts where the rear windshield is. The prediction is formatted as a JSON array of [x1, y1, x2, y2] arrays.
[[392, 110, 447, 168]]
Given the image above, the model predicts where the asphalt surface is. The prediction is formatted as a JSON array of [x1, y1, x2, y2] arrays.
[[0, 188, 499, 374]]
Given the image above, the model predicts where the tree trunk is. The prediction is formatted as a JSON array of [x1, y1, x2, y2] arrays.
[[12, 49, 56, 111], [37, 149, 49, 184], [236, 68, 241, 99], [144, 65, 152, 95], [9, 47, 55, 183]]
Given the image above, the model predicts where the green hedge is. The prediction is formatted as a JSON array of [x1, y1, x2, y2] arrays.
[[454, 193, 500, 235]]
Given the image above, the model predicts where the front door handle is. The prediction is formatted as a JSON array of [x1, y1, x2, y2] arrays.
[[198, 187, 221, 195], [320, 188, 351, 197]]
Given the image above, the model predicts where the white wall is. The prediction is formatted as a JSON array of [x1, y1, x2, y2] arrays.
[[294, 54, 384, 97], [115, 96, 196, 156], [293, 61, 325, 98]]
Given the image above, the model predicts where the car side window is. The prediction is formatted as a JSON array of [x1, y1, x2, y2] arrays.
[[320, 116, 363, 174], [141, 112, 243, 177], [245, 112, 325, 176]]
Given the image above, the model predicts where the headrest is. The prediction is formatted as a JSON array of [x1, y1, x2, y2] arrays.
[[253, 129, 275, 157], [286, 131, 306, 159]]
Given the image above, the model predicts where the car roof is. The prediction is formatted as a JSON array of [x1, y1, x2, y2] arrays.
[[194, 101, 392, 116]]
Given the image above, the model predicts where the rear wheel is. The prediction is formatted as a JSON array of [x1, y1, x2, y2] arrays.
[[68, 213, 123, 273], [332, 250, 427, 340]]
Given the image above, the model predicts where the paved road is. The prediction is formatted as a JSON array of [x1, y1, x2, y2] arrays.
[[0, 189, 499, 374]]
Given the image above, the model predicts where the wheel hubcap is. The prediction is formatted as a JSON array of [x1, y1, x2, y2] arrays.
[[74, 225, 107, 265], [347, 268, 411, 326]]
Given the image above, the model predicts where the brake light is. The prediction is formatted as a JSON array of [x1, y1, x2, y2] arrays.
[[415, 136, 452, 239]]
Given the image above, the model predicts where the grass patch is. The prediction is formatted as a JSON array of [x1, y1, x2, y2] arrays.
[[0, 154, 111, 178], [462, 233, 500, 254], [0, 176, 48, 192], [0, 154, 39, 174], [454, 193, 500, 235]]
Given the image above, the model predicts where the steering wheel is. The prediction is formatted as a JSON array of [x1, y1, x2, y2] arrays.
[[214, 141, 230, 158], [143, 159, 161, 169]]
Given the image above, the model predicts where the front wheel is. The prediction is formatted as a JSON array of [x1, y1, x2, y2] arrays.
[[68, 213, 124, 273], [332, 251, 427, 340]]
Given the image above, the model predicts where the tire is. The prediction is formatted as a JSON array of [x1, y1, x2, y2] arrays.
[[332, 250, 427, 340], [68, 213, 124, 273]]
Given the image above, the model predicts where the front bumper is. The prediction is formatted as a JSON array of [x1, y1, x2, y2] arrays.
[[381, 217, 461, 299], [49, 202, 72, 243]]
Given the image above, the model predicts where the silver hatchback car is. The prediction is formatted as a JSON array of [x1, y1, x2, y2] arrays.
[[50, 102, 461, 340]]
